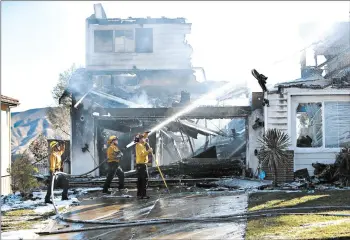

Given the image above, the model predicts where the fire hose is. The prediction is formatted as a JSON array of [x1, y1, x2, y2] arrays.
[[38, 146, 350, 235], [38, 190, 350, 236], [152, 152, 170, 193], [144, 140, 169, 193], [37, 165, 350, 236]]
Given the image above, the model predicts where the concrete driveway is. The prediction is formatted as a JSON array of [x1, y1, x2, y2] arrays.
[[38, 190, 248, 240]]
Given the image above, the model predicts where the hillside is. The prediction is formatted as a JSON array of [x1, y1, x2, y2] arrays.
[[11, 107, 59, 155]]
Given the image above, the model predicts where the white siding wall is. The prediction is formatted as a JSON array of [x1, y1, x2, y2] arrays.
[[264, 88, 350, 177], [86, 23, 192, 71], [1, 109, 12, 195], [265, 92, 288, 133], [294, 152, 337, 176]]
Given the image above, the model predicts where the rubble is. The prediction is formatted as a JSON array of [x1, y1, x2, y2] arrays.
[[311, 148, 350, 185], [294, 168, 310, 180]]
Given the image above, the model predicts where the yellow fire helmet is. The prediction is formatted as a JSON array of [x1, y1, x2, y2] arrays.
[[107, 135, 118, 145], [50, 141, 58, 149]]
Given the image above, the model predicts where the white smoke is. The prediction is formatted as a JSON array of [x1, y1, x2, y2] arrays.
[[129, 91, 153, 108]]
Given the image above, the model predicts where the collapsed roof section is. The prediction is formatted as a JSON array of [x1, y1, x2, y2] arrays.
[[271, 22, 350, 93], [95, 106, 251, 120], [88, 3, 188, 25]]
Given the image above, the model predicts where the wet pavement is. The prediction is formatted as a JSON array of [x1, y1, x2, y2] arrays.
[[38, 189, 248, 240]]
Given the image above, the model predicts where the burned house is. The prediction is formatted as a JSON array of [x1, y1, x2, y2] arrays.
[[253, 22, 350, 177], [65, 4, 253, 177]]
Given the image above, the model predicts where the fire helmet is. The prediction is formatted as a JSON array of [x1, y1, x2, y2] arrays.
[[50, 141, 58, 149], [108, 135, 118, 145]]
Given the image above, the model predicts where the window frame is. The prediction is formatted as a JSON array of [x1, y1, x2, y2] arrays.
[[295, 102, 323, 148], [93, 30, 114, 53], [135, 28, 154, 53], [290, 94, 350, 153], [324, 100, 350, 148], [93, 28, 154, 54], [113, 29, 135, 53]]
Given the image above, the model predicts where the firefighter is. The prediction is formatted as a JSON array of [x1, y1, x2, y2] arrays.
[[103, 135, 125, 194], [45, 141, 69, 204], [135, 133, 153, 199]]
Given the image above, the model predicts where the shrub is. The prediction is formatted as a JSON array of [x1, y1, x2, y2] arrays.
[[10, 152, 39, 195], [258, 128, 290, 187]]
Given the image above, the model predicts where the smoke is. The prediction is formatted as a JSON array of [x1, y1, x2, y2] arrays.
[[68, 68, 88, 96], [129, 90, 153, 108], [116, 73, 137, 86]]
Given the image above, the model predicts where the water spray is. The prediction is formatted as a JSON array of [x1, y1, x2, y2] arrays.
[[126, 80, 242, 149]]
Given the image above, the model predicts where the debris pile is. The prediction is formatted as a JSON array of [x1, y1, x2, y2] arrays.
[[312, 147, 350, 186], [123, 157, 244, 179], [276, 148, 350, 191]]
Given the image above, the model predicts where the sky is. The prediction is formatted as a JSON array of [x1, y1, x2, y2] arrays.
[[1, 1, 349, 112]]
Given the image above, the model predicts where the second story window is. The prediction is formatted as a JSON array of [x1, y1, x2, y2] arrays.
[[135, 28, 153, 53], [114, 30, 134, 53], [94, 30, 113, 52], [93, 28, 153, 53]]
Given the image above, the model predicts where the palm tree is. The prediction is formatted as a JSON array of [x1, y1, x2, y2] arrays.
[[258, 128, 291, 187]]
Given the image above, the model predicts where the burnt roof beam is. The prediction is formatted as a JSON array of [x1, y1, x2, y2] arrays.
[[95, 106, 251, 120]]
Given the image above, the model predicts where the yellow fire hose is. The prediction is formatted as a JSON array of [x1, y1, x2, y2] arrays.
[[151, 152, 170, 193]]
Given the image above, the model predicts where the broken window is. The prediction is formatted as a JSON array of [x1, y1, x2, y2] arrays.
[[135, 28, 153, 53], [92, 75, 112, 88], [112, 74, 139, 86], [325, 101, 350, 148], [94, 30, 113, 52], [296, 103, 323, 148], [114, 30, 135, 53]]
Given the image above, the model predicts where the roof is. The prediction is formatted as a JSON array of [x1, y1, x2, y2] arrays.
[[87, 16, 188, 25], [1, 95, 20, 106], [326, 65, 350, 79], [275, 74, 326, 87], [88, 3, 189, 25]]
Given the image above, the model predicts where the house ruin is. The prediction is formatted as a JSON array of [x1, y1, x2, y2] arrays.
[[63, 4, 258, 177], [249, 22, 350, 179]]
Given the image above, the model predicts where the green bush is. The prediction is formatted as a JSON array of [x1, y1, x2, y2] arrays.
[[258, 128, 291, 187], [10, 152, 39, 195]]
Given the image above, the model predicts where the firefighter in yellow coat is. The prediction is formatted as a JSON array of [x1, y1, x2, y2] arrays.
[[45, 141, 69, 204], [103, 135, 125, 194], [135, 133, 153, 199]]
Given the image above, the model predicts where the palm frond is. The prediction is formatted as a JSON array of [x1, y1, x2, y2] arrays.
[[258, 128, 291, 186]]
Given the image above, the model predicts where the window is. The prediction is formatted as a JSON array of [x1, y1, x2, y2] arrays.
[[296, 103, 323, 148], [325, 101, 350, 148], [94, 30, 113, 52], [114, 30, 134, 53], [135, 28, 153, 53], [93, 75, 112, 88]]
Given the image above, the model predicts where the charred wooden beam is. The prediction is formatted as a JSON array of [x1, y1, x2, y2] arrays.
[[123, 158, 244, 179], [69, 177, 222, 188], [94, 106, 251, 120]]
